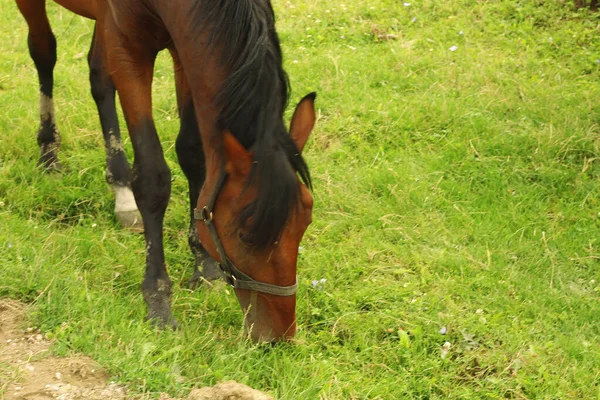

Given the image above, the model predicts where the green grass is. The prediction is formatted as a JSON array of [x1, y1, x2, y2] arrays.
[[2, 0, 600, 398]]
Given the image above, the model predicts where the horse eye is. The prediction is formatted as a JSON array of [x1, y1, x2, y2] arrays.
[[238, 231, 254, 247]]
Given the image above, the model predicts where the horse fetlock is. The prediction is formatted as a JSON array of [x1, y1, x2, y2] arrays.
[[156, 278, 172, 293]]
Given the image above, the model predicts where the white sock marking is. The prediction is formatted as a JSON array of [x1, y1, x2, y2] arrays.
[[113, 186, 138, 213]]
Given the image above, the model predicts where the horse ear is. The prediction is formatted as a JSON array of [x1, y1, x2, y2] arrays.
[[289, 92, 317, 153], [223, 132, 253, 177]]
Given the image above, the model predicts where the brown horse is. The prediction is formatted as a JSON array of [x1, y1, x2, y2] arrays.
[[16, 0, 316, 342]]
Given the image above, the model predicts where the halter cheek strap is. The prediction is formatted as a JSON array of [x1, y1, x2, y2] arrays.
[[194, 169, 298, 297]]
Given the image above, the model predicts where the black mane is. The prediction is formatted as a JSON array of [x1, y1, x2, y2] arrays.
[[194, 0, 311, 249]]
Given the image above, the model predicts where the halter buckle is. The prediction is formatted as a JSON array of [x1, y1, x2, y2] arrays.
[[218, 263, 237, 288], [200, 206, 213, 225]]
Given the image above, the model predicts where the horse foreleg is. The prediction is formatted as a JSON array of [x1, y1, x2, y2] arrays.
[[16, 0, 61, 170], [105, 20, 176, 330], [171, 49, 220, 287], [88, 23, 142, 231]]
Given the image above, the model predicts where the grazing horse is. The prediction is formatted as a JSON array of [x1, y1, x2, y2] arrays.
[[16, 0, 316, 342]]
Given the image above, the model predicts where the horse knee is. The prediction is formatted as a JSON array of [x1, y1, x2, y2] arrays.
[[131, 157, 172, 215], [88, 47, 114, 106], [28, 30, 57, 69]]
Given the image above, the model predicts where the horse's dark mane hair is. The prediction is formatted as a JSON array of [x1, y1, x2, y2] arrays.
[[193, 0, 311, 249]]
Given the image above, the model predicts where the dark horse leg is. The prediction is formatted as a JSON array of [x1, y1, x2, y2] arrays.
[[16, 0, 61, 170], [104, 16, 176, 328], [170, 49, 220, 286], [87, 23, 142, 230], [16, 0, 142, 229]]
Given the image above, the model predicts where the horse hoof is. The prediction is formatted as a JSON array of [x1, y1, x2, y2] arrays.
[[38, 157, 62, 172], [116, 210, 144, 232], [203, 259, 222, 281], [147, 314, 180, 330], [188, 259, 221, 288], [188, 269, 204, 289]]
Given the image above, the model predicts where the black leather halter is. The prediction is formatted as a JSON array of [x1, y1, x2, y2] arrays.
[[194, 169, 298, 296]]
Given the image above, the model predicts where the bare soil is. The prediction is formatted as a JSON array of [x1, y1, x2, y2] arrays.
[[0, 299, 272, 400]]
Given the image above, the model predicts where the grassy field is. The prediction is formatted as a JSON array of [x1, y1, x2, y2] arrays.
[[1, 0, 600, 398]]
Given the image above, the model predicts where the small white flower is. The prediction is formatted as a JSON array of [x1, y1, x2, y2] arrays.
[[404, 2, 411, 6], [459, 30, 464, 35], [441, 341, 451, 359], [439, 326, 447, 334], [412, 17, 417, 23], [311, 278, 327, 290], [449, 45, 458, 52]]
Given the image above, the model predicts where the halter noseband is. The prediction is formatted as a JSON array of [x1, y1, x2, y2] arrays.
[[194, 169, 298, 297]]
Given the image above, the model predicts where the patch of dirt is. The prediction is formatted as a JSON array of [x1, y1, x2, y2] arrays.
[[0, 299, 273, 400], [0, 299, 123, 400], [187, 382, 273, 400]]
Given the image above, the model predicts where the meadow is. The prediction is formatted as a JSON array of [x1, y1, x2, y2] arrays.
[[1, 0, 600, 398]]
